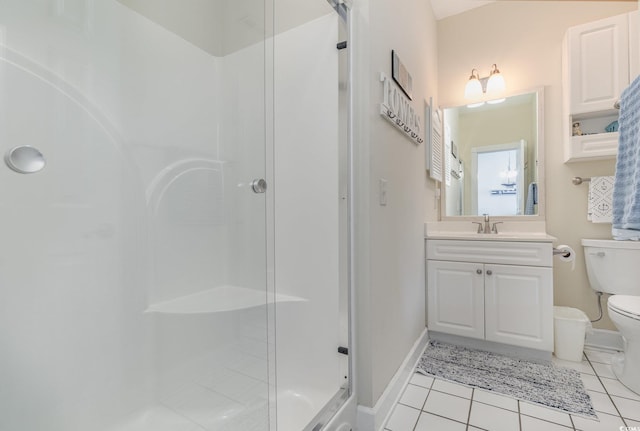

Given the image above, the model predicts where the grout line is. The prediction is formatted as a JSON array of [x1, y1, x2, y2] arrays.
[[397, 401, 422, 411], [429, 387, 472, 401], [465, 388, 474, 430], [410, 408, 420, 431], [404, 384, 430, 425], [417, 410, 468, 426], [418, 384, 430, 410], [393, 351, 637, 431], [583, 352, 629, 427], [430, 380, 583, 419], [410, 379, 435, 431], [581, 352, 597, 375], [408, 379, 433, 390], [597, 378, 640, 402], [396, 403, 422, 413], [519, 412, 575, 430], [473, 398, 519, 414]]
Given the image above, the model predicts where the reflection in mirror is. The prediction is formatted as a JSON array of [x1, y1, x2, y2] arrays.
[[442, 89, 543, 218]]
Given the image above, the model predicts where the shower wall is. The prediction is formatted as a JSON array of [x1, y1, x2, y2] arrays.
[[0, 1, 268, 430]]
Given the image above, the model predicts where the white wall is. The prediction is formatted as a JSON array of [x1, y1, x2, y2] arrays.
[[352, 0, 439, 408], [438, 1, 638, 331]]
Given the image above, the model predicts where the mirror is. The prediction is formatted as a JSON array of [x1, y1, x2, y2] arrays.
[[441, 88, 544, 219]]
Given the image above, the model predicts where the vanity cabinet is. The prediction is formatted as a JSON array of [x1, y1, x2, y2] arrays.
[[426, 239, 553, 352], [427, 260, 485, 340], [562, 11, 639, 162]]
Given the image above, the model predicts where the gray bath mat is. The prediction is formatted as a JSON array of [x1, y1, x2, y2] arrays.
[[416, 340, 598, 420]]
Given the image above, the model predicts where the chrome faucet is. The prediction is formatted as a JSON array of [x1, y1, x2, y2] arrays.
[[472, 214, 499, 234], [482, 214, 491, 234]]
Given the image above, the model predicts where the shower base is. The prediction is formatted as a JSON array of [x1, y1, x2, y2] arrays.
[[107, 387, 337, 431]]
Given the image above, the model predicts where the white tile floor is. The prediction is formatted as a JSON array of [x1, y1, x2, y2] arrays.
[[384, 348, 640, 431]]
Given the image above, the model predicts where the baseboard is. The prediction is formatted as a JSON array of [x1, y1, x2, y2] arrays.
[[585, 328, 624, 351], [356, 328, 429, 431]]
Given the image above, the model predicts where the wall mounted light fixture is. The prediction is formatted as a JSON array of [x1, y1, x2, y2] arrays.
[[464, 64, 506, 107]]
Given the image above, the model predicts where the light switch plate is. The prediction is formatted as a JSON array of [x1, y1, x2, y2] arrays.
[[379, 178, 388, 206]]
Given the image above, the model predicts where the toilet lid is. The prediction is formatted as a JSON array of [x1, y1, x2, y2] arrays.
[[609, 295, 640, 319]]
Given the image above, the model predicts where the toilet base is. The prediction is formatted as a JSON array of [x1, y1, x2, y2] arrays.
[[612, 338, 640, 395]]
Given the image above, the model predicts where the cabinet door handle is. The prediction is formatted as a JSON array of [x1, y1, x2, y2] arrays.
[[486, 270, 492, 275], [476, 269, 482, 275]]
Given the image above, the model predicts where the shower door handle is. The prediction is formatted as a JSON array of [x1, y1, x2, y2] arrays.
[[251, 178, 267, 194]]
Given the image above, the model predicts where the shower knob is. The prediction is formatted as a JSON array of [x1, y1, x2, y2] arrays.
[[5, 146, 46, 174], [251, 178, 267, 194]]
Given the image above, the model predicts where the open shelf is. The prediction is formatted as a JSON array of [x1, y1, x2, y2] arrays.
[[565, 131, 618, 163], [145, 285, 306, 314]]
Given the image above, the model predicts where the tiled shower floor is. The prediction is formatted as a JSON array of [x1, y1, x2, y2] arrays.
[[384, 348, 640, 431]]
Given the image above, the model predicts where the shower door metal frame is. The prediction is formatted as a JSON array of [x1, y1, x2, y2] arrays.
[[300, 1, 354, 430]]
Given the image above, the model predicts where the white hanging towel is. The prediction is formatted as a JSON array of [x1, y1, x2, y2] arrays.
[[588, 176, 614, 223]]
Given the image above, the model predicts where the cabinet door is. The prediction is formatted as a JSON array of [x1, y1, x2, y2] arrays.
[[484, 264, 553, 351], [568, 13, 629, 114], [427, 260, 484, 339]]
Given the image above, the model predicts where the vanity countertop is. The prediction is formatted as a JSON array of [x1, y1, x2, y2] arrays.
[[425, 221, 557, 243], [425, 232, 557, 242]]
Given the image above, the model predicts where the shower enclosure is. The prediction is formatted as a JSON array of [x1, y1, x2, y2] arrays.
[[0, 1, 352, 430]]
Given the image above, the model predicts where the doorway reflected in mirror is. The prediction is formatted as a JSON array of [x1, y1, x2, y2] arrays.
[[442, 89, 543, 218]]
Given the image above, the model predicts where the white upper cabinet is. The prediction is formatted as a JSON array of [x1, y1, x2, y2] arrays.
[[563, 11, 638, 163], [566, 13, 629, 115]]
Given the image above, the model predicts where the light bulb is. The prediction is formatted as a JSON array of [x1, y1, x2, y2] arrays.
[[464, 69, 483, 101], [486, 64, 506, 103]]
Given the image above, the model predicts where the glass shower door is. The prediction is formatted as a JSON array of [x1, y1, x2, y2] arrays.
[[271, 1, 351, 429], [0, 1, 272, 430]]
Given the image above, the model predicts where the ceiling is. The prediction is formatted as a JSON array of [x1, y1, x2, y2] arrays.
[[429, 0, 637, 21], [430, 0, 494, 20]]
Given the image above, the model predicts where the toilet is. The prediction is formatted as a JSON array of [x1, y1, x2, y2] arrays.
[[582, 239, 640, 395]]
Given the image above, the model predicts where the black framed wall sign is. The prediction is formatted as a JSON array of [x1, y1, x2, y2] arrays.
[[392, 50, 412, 100]]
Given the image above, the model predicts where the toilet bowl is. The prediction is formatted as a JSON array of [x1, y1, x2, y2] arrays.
[[607, 295, 640, 394], [582, 239, 640, 395]]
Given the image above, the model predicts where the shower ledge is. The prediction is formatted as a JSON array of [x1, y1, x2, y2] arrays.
[[145, 285, 306, 314]]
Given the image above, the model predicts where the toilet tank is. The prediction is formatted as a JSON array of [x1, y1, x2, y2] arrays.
[[582, 239, 640, 295]]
